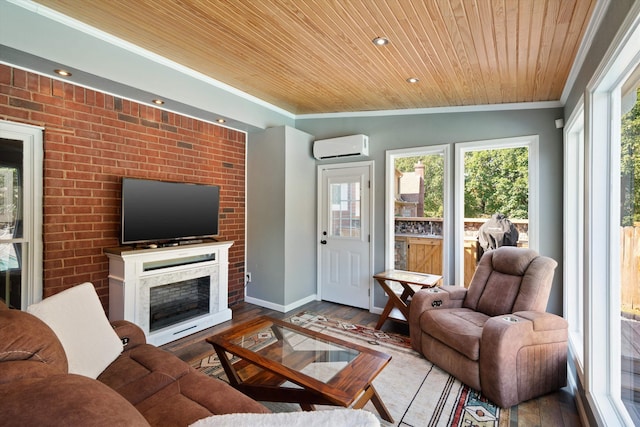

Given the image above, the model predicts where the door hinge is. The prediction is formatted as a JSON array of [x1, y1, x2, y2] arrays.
[[368, 235, 370, 243], [368, 288, 370, 296], [368, 180, 371, 189]]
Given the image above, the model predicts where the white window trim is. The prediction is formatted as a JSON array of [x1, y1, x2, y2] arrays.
[[384, 145, 451, 283], [453, 135, 539, 287], [0, 120, 43, 308], [563, 99, 586, 378], [584, 3, 640, 425]]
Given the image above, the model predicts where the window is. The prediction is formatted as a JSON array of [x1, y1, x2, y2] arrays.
[[619, 65, 640, 423], [585, 6, 640, 425], [385, 145, 450, 282], [0, 142, 22, 306], [330, 181, 361, 238], [0, 120, 43, 309], [454, 136, 539, 287], [385, 137, 538, 291]]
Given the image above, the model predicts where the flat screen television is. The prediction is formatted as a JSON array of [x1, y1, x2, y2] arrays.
[[121, 177, 220, 245]]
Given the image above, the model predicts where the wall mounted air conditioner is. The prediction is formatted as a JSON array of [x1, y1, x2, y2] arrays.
[[313, 134, 369, 160]]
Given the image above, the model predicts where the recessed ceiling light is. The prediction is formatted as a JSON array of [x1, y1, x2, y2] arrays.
[[407, 77, 419, 83], [216, 118, 226, 124], [54, 69, 72, 77], [372, 37, 389, 46], [152, 99, 165, 105]]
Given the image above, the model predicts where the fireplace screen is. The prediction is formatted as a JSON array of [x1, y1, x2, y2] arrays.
[[149, 276, 210, 332]]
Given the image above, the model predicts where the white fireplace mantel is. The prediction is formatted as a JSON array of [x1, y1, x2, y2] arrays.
[[105, 241, 233, 346]]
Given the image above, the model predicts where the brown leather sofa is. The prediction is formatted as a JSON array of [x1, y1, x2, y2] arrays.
[[409, 246, 568, 408], [0, 301, 269, 426]]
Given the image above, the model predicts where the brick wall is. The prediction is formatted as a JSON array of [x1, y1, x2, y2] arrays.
[[0, 64, 247, 309]]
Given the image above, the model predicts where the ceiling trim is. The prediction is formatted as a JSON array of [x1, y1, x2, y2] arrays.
[[296, 100, 563, 120], [0, 57, 252, 135]]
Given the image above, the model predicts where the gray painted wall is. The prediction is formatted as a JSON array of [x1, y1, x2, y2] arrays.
[[283, 126, 318, 305], [246, 127, 287, 303], [246, 126, 316, 308], [296, 107, 565, 315]]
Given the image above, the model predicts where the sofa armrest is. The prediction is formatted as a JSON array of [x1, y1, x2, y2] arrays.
[[409, 286, 467, 351], [110, 320, 147, 349], [480, 312, 568, 407], [0, 360, 62, 384], [0, 373, 150, 426]]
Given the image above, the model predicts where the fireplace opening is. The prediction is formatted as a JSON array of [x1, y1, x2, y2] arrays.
[[149, 276, 210, 332]]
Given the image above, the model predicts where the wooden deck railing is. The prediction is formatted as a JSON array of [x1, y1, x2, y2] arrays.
[[462, 226, 639, 304], [621, 226, 640, 312]]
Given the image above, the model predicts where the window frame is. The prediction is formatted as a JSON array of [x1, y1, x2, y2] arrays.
[[453, 135, 539, 287], [583, 4, 640, 425], [0, 120, 43, 308], [384, 145, 451, 282], [563, 99, 586, 377]]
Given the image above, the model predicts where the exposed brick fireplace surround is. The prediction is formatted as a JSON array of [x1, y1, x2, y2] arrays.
[[0, 65, 247, 311]]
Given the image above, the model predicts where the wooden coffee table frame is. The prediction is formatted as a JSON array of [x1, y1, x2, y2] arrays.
[[206, 316, 393, 422]]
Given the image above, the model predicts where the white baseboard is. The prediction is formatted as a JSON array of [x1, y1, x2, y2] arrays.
[[370, 305, 384, 315], [244, 293, 387, 318], [244, 294, 318, 313]]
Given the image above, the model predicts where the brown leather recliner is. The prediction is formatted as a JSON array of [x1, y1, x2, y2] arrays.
[[409, 246, 567, 408]]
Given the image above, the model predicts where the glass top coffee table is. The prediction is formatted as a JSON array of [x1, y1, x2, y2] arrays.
[[206, 315, 393, 422]]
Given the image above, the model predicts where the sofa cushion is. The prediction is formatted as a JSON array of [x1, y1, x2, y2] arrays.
[[491, 246, 538, 276], [475, 271, 522, 316], [421, 308, 488, 361], [463, 247, 539, 315], [98, 343, 192, 404], [27, 282, 123, 379], [136, 370, 270, 426]]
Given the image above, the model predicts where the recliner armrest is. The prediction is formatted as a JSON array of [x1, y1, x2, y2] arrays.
[[409, 286, 467, 352], [439, 285, 468, 301], [481, 311, 567, 351], [480, 311, 568, 407], [110, 320, 147, 349], [512, 310, 568, 332], [411, 286, 466, 313]]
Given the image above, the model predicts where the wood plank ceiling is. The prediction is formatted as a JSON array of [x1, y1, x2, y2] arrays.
[[33, 0, 596, 115]]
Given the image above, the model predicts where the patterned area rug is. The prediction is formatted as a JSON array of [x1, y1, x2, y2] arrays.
[[191, 311, 509, 427]]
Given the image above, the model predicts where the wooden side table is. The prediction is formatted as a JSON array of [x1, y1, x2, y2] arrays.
[[373, 270, 442, 329]]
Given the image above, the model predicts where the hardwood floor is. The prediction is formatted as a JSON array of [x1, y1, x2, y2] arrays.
[[160, 300, 582, 427]]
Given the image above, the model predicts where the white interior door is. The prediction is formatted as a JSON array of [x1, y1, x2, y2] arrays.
[[318, 163, 372, 309]]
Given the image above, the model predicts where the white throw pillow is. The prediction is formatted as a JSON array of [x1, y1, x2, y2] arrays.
[[27, 282, 123, 379]]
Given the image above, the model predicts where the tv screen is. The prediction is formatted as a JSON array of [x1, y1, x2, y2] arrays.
[[121, 178, 220, 245]]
